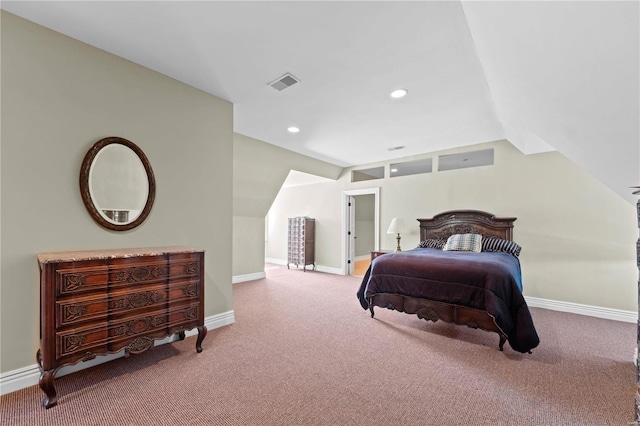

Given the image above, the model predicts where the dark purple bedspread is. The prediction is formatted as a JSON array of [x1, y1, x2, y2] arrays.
[[357, 248, 539, 353]]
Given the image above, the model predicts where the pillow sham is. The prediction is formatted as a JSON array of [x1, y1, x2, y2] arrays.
[[417, 239, 446, 249], [443, 233, 482, 252], [481, 237, 522, 257]]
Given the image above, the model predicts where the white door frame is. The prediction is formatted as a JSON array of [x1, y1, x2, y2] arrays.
[[347, 195, 356, 275], [342, 188, 380, 275]]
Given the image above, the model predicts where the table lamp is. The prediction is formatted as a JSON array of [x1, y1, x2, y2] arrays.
[[387, 218, 410, 251]]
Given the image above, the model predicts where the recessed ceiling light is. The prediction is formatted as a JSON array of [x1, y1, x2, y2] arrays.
[[287, 127, 300, 133], [390, 89, 408, 99], [391, 168, 398, 173]]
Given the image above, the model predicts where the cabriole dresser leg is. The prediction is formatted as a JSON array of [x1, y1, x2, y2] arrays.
[[196, 326, 208, 353], [39, 369, 57, 409]]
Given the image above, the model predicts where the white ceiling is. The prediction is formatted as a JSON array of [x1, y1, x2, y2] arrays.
[[2, 1, 638, 203]]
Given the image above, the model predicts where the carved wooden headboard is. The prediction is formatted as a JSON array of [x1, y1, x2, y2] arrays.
[[417, 210, 516, 241]]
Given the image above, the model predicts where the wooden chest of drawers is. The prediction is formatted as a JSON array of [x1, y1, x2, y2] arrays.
[[37, 246, 206, 408], [287, 217, 316, 271]]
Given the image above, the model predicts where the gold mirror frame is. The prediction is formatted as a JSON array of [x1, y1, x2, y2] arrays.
[[79, 136, 156, 231]]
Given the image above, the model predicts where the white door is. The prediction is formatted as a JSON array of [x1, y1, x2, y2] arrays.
[[343, 188, 380, 275], [348, 196, 357, 274]]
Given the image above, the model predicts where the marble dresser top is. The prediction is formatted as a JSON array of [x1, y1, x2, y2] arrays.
[[37, 246, 203, 264]]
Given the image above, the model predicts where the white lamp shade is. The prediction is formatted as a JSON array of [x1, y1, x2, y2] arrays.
[[386, 218, 410, 234]]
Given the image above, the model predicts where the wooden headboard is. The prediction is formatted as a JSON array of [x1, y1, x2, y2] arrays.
[[417, 210, 517, 241]]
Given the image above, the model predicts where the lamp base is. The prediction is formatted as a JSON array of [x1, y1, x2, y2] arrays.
[[395, 233, 402, 252]]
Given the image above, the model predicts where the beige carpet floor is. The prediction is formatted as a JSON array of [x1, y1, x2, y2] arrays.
[[1, 264, 636, 425]]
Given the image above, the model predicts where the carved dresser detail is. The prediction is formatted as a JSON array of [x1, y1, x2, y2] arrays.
[[37, 246, 206, 408]]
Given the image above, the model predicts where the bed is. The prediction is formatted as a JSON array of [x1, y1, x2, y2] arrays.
[[357, 210, 539, 353]]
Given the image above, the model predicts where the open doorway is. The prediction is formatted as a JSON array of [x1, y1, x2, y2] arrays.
[[343, 188, 380, 276]]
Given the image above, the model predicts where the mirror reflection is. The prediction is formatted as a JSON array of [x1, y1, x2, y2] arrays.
[[79, 136, 155, 231], [89, 144, 149, 225]]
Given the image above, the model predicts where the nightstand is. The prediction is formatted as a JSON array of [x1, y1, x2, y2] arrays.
[[371, 250, 393, 261]]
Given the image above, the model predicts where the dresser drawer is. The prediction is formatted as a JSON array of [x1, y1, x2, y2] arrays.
[[56, 263, 109, 296], [55, 279, 202, 328], [56, 284, 168, 327], [167, 278, 202, 306], [108, 304, 201, 352], [168, 252, 202, 279], [57, 304, 190, 358], [105, 254, 200, 289], [55, 257, 171, 296], [56, 308, 168, 359], [107, 257, 169, 290], [90, 279, 200, 323], [56, 320, 109, 358]]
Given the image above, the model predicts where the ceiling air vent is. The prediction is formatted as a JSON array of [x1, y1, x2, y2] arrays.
[[268, 73, 300, 91]]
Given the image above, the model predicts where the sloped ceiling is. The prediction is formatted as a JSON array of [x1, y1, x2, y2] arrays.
[[2, 1, 638, 203], [462, 1, 639, 204]]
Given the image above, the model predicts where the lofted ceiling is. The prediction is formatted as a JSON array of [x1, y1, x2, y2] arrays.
[[2, 1, 638, 203]]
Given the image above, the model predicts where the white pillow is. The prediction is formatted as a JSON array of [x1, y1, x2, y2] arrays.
[[443, 233, 482, 252]]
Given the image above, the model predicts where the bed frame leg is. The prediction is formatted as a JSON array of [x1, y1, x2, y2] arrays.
[[369, 305, 375, 318], [499, 334, 506, 351]]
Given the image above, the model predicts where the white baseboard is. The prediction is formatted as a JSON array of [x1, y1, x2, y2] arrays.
[[525, 296, 637, 323], [267, 258, 639, 322], [265, 260, 638, 323], [0, 310, 235, 396], [315, 265, 344, 274], [265, 258, 344, 275], [0, 364, 40, 397], [232, 271, 266, 284]]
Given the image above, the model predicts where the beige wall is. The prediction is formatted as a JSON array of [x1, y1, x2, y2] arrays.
[[232, 216, 267, 277], [233, 133, 342, 218], [232, 133, 342, 276], [1, 12, 233, 373], [354, 194, 375, 257], [267, 140, 638, 312], [267, 182, 345, 268]]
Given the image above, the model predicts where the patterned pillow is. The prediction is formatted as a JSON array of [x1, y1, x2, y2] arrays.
[[417, 239, 446, 249], [481, 237, 522, 257], [443, 233, 482, 252]]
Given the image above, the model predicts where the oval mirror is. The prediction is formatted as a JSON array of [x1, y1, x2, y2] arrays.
[[80, 137, 155, 231]]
